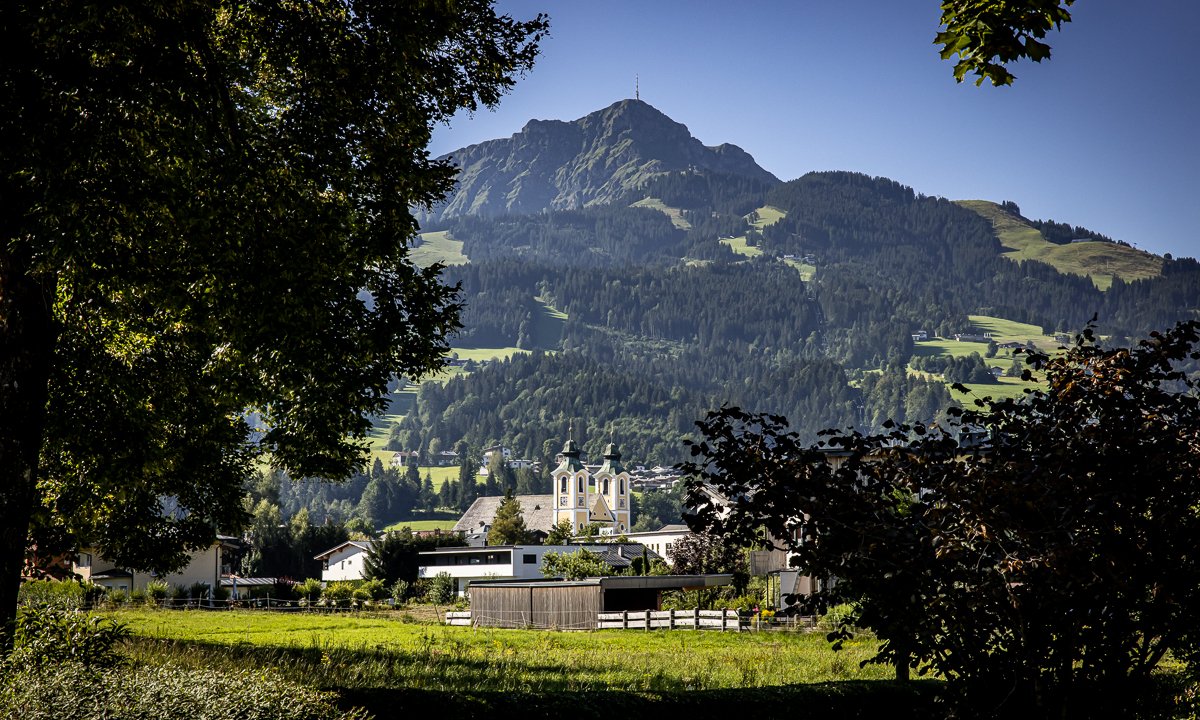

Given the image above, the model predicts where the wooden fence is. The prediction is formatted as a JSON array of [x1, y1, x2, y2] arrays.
[[445, 611, 472, 626], [597, 609, 744, 631]]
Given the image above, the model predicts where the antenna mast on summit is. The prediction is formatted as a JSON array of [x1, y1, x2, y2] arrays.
[[636, 74, 639, 101]]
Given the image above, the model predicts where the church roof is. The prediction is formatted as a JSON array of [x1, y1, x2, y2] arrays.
[[596, 442, 626, 476], [588, 494, 615, 523], [453, 494, 556, 534], [554, 437, 585, 474]]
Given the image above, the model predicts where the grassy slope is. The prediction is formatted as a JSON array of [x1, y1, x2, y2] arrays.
[[411, 230, 469, 268], [630, 197, 692, 229], [957, 200, 1161, 290], [383, 518, 459, 532], [911, 314, 1051, 401]]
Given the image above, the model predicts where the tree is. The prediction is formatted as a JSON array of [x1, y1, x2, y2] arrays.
[[487, 490, 531, 546], [541, 548, 611, 580], [0, 1, 546, 636], [936, 0, 1075, 86], [363, 528, 464, 587], [682, 322, 1200, 716], [669, 530, 749, 605], [545, 520, 574, 545]]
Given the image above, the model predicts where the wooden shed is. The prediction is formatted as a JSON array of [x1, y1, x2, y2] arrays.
[[468, 575, 732, 630]]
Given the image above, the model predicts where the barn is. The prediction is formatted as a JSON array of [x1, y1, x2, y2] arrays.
[[467, 574, 733, 629]]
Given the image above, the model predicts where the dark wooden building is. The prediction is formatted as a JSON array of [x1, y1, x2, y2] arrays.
[[468, 574, 732, 630]]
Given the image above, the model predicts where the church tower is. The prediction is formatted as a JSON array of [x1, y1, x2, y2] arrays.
[[550, 430, 635, 535], [551, 436, 589, 532], [594, 441, 631, 533]]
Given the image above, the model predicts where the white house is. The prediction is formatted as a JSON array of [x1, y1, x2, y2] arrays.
[[73, 536, 239, 594], [314, 540, 374, 582], [418, 543, 663, 596], [618, 524, 693, 565]]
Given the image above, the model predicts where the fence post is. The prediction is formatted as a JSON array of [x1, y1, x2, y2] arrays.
[[692, 607, 699, 630], [668, 609, 675, 630], [722, 609, 728, 632], [622, 610, 629, 630], [644, 610, 651, 631]]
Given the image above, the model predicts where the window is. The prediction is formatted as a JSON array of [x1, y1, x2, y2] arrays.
[[602, 478, 609, 494], [77, 553, 92, 568], [577, 477, 584, 493], [560, 477, 567, 493], [523, 554, 537, 564], [620, 478, 626, 494]]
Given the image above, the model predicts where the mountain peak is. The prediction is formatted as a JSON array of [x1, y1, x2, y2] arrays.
[[419, 100, 778, 225]]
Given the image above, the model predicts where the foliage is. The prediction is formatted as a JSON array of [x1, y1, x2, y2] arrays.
[[682, 322, 1200, 716], [425, 573, 455, 605], [323, 582, 356, 607], [17, 579, 100, 610], [541, 549, 610, 580], [487, 490, 532, 545], [286, 579, 317, 603], [0, 0, 547, 633], [390, 580, 412, 603], [358, 579, 387, 602], [7, 607, 128, 669], [936, 0, 1075, 86], [545, 520, 575, 545], [362, 530, 464, 587], [143, 581, 169, 604], [0, 662, 369, 720]]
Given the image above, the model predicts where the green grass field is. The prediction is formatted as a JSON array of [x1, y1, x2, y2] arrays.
[[721, 235, 763, 258], [111, 609, 893, 692], [630, 197, 692, 230], [782, 257, 817, 281], [109, 608, 937, 718], [411, 230, 469, 268], [957, 200, 1161, 290], [747, 205, 786, 230], [383, 518, 459, 532]]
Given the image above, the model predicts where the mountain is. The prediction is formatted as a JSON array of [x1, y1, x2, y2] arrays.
[[417, 99, 779, 226]]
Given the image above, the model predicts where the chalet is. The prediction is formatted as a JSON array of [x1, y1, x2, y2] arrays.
[[314, 540, 374, 582], [73, 536, 239, 595]]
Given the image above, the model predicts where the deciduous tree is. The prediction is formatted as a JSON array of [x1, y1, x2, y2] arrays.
[[0, 0, 545, 637], [683, 322, 1200, 716]]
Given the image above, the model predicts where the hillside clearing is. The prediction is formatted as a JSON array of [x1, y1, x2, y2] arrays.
[[631, 197, 692, 229], [747, 205, 786, 229], [411, 230, 469, 267], [957, 200, 1161, 290], [721, 235, 763, 258]]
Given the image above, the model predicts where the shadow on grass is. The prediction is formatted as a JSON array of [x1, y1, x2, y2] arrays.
[[339, 683, 941, 720]]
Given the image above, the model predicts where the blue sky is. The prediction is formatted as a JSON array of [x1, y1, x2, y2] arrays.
[[429, 1, 1199, 259]]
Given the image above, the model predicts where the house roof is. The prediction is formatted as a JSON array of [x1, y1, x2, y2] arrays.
[[312, 540, 372, 561], [453, 494, 556, 534]]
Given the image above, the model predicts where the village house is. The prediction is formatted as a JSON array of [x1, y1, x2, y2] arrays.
[[73, 536, 239, 595]]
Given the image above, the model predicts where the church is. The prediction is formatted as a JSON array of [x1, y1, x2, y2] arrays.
[[451, 435, 635, 541], [551, 437, 632, 534]]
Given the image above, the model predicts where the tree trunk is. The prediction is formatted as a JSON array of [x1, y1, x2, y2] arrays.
[[0, 249, 56, 648]]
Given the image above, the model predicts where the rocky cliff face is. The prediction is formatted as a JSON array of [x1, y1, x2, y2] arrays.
[[418, 99, 779, 225]]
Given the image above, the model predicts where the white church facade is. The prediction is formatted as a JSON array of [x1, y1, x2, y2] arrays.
[[551, 438, 632, 534]]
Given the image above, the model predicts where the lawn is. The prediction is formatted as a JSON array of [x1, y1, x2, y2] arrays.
[[111, 608, 894, 692], [109, 607, 936, 718], [957, 200, 1161, 290], [411, 230, 469, 268]]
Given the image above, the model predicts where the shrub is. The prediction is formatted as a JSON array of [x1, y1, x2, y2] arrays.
[[144, 581, 169, 605], [359, 579, 387, 601], [129, 589, 147, 605], [0, 662, 370, 720], [351, 587, 372, 603], [425, 572, 455, 605], [295, 578, 323, 602], [17, 579, 98, 610], [390, 579, 411, 604], [104, 589, 128, 607], [8, 607, 128, 669], [323, 581, 355, 606]]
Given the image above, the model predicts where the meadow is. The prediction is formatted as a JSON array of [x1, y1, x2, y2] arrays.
[[107, 608, 936, 718]]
